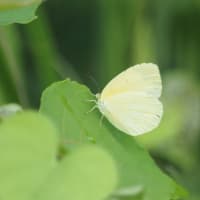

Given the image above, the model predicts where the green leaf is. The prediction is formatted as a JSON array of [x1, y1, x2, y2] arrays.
[[0, 103, 22, 119], [36, 145, 118, 200], [40, 79, 185, 200], [0, 111, 58, 200], [0, 0, 42, 25], [0, 110, 117, 200]]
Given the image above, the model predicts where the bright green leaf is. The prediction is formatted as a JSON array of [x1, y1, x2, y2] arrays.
[[0, 111, 58, 200], [40, 79, 185, 200], [0, 0, 42, 25], [36, 145, 117, 200], [0, 103, 22, 119]]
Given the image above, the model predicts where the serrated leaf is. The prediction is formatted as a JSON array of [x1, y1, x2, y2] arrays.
[[0, 111, 58, 200], [36, 145, 117, 200], [40, 79, 185, 200], [0, 0, 42, 25]]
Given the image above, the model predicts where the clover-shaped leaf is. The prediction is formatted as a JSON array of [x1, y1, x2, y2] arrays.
[[36, 145, 117, 200], [0, 112, 58, 200], [0, 111, 117, 200]]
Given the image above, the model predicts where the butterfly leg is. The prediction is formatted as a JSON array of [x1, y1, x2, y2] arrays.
[[86, 105, 98, 114], [86, 99, 97, 103]]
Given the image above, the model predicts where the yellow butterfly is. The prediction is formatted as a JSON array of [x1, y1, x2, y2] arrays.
[[96, 63, 163, 136]]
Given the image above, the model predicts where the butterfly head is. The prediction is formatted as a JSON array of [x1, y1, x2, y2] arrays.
[[96, 93, 107, 116], [95, 93, 101, 99]]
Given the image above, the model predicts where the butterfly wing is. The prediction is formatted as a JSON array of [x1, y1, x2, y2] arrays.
[[99, 63, 163, 136], [101, 63, 162, 99]]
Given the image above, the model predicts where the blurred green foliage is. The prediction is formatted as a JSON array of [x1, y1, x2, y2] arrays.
[[0, 111, 118, 200], [0, 112, 58, 200], [0, 0, 200, 199], [0, 0, 42, 25]]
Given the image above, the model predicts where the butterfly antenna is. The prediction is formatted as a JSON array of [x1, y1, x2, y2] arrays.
[[86, 105, 98, 114], [87, 74, 100, 93]]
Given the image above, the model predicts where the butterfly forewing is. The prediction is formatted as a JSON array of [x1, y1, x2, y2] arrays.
[[101, 63, 162, 100]]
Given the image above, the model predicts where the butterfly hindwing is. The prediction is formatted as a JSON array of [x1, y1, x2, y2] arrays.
[[100, 93, 163, 135]]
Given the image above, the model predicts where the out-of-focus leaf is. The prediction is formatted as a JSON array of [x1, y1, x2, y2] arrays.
[[0, 111, 58, 200], [36, 145, 117, 200], [0, 103, 22, 118], [0, 0, 42, 25], [40, 79, 185, 200]]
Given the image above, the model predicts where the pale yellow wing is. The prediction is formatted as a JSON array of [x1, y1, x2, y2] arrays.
[[99, 93, 163, 135], [99, 63, 163, 136], [101, 63, 162, 100]]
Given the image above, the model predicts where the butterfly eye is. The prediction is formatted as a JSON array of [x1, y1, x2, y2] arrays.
[[95, 93, 101, 99]]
